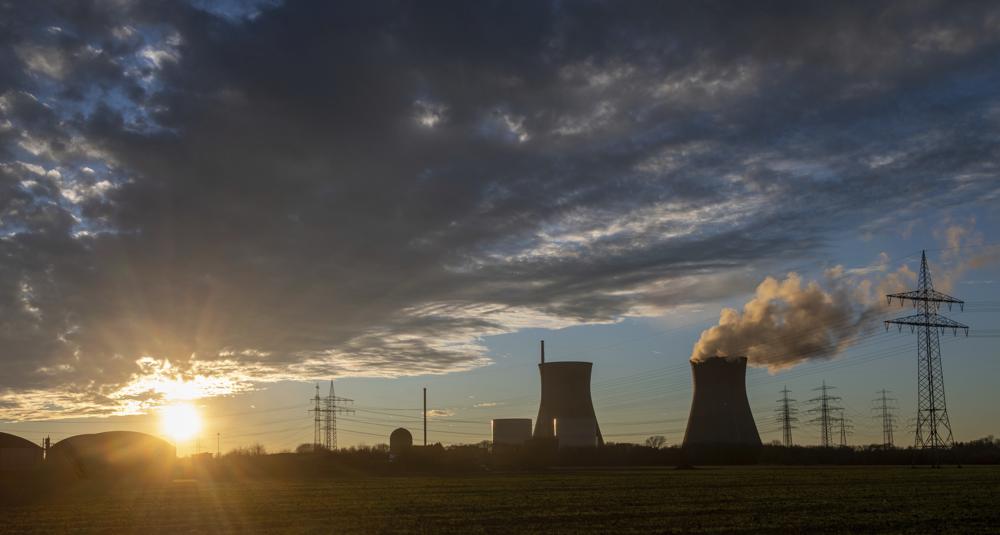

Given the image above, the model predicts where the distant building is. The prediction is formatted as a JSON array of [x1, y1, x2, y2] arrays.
[[492, 418, 532, 447], [0, 432, 43, 471], [389, 428, 413, 456], [47, 431, 175, 479]]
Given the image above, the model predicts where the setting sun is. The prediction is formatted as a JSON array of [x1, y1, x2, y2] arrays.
[[159, 403, 202, 442]]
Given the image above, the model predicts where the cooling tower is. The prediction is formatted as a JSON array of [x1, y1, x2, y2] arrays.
[[682, 356, 761, 448], [533, 343, 603, 447]]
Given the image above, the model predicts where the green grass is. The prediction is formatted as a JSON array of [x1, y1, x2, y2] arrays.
[[3, 466, 999, 533]]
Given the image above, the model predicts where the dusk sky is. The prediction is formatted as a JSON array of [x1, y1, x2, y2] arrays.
[[1, 0, 999, 454]]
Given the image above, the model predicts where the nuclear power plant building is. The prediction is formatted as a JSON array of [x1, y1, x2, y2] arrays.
[[533, 342, 603, 447], [492, 418, 532, 446], [682, 356, 761, 448]]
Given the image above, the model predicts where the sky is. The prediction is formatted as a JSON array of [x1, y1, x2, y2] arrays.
[[1, 0, 999, 454]]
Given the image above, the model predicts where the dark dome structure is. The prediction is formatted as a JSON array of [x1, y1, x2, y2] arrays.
[[389, 428, 413, 455], [0, 432, 43, 471], [47, 431, 175, 480]]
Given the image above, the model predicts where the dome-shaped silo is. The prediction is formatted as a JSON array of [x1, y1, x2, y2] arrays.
[[533, 349, 603, 447], [0, 432, 43, 471], [682, 356, 761, 449], [47, 431, 175, 479], [389, 428, 413, 455]]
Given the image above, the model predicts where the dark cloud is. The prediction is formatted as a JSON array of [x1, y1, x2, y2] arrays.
[[2, 0, 1000, 416]]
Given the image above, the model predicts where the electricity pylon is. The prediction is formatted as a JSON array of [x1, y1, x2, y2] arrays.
[[807, 381, 841, 447], [834, 408, 853, 447], [872, 389, 897, 448], [885, 251, 968, 457], [775, 386, 798, 447], [309, 382, 355, 451], [323, 381, 354, 450]]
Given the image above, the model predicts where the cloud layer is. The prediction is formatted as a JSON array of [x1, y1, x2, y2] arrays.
[[2, 1, 1000, 416]]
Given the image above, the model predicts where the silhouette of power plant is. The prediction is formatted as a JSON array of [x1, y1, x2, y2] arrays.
[[681, 356, 761, 462], [533, 341, 604, 447], [0, 250, 976, 470]]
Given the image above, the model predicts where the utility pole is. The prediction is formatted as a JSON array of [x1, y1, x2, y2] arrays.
[[423, 387, 427, 446], [885, 251, 968, 462], [873, 389, 897, 449], [775, 386, 797, 447], [217, 432, 221, 458], [807, 381, 841, 447]]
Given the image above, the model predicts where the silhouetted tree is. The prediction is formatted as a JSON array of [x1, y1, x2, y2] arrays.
[[644, 435, 667, 449]]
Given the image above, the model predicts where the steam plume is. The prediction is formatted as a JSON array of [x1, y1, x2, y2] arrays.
[[690, 272, 877, 372], [691, 219, 998, 372]]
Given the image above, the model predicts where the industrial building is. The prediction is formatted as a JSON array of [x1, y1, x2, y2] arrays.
[[0, 432, 43, 471], [533, 341, 603, 447], [46, 431, 175, 479], [682, 356, 761, 449], [492, 418, 532, 446], [389, 428, 413, 456]]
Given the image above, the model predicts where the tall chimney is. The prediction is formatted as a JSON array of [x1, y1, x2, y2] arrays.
[[540, 340, 545, 364]]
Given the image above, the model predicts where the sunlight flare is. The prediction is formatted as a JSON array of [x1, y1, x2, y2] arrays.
[[159, 403, 202, 442]]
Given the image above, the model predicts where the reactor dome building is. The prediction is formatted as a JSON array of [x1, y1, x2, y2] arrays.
[[533, 341, 604, 447], [389, 428, 413, 456]]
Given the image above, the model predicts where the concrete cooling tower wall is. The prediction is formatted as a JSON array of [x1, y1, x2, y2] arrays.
[[534, 361, 603, 447], [682, 356, 761, 449]]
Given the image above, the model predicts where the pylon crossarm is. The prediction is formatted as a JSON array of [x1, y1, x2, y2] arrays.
[[886, 289, 964, 310], [884, 313, 970, 335]]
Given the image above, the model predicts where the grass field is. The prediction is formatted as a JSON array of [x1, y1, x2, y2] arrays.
[[3, 466, 999, 533]]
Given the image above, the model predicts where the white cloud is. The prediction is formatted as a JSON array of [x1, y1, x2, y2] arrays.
[[15, 45, 67, 79]]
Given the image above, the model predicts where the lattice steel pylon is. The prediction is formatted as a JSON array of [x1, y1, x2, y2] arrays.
[[835, 408, 853, 447], [885, 251, 968, 456], [807, 381, 841, 447], [775, 386, 798, 447], [872, 389, 897, 449], [323, 381, 354, 450], [310, 384, 323, 451], [309, 382, 356, 451]]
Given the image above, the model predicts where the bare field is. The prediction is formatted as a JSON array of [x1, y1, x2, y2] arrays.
[[2, 466, 999, 533]]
